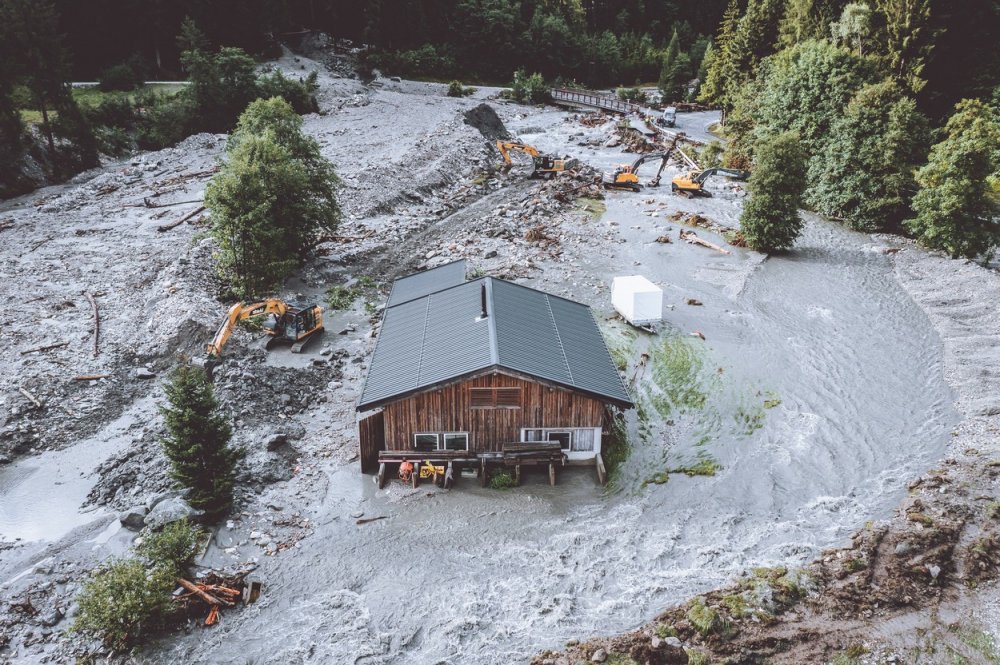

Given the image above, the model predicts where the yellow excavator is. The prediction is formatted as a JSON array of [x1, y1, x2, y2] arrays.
[[495, 140, 577, 179], [672, 167, 751, 196], [206, 299, 324, 358], [670, 144, 749, 196], [604, 135, 681, 192]]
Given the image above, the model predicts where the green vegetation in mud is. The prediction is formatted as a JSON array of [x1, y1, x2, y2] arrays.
[[602, 413, 631, 488], [648, 336, 712, 413], [684, 650, 712, 665], [574, 197, 607, 220], [489, 470, 517, 490], [954, 627, 1000, 663], [655, 623, 677, 638], [326, 276, 378, 312], [734, 396, 765, 436], [986, 501, 1000, 520], [605, 656, 639, 665], [668, 456, 721, 477], [237, 313, 266, 334]]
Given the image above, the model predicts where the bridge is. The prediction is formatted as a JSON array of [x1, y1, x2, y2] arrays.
[[549, 88, 640, 114]]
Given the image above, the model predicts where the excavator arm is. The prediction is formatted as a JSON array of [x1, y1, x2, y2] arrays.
[[496, 141, 540, 165], [694, 167, 751, 185], [206, 299, 288, 357]]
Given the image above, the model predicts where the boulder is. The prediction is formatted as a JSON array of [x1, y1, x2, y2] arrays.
[[37, 607, 64, 627], [135, 367, 156, 379], [144, 497, 203, 529], [266, 433, 289, 451], [119, 505, 148, 530], [591, 649, 607, 662]]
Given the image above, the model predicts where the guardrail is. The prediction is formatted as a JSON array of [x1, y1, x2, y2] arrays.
[[549, 88, 639, 115]]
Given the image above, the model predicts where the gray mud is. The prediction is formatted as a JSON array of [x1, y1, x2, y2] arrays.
[[0, 53, 966, 665]]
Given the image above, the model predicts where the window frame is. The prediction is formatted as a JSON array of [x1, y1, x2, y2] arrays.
[[413, 432, 440, 450], [469, 386, 522, 410], [440, 432, 470, 451]]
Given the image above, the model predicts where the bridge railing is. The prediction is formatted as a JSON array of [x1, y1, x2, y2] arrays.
[[549, 88, 640, 115]]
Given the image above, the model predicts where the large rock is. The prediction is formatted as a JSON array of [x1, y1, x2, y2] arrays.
[[118, 505, 148, 530], [144, 497, 203, 529]]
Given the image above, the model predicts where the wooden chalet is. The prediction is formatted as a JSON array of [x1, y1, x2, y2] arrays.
[[356, 260, 633, 487]]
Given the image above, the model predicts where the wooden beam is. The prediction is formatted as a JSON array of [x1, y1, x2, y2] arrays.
[[515, 464, 521, 486], [595, 453, 607, 486], [480, 458, 488, 487], [376, 462, 386, 489], [412, 462, 419, 489], [549, 463, 556, 486]]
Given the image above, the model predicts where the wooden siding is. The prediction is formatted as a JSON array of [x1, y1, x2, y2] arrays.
[[382, 371, 604, 452], [358, 411, 386, 473]]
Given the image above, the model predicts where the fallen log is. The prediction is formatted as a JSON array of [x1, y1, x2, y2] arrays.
[[679, 229, 730, 254], [157, 206, 206, 232], [176, 578, 234, 607], [73, 374, 111, 381], [20, 341, 69, 355], [85, 292, 100, 357], [143, 197, 203, 209], [19, 387, 42, 408], [356, 516, 387, 525]]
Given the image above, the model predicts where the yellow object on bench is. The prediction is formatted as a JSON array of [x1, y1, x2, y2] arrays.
[[419, 465, 445, 479]]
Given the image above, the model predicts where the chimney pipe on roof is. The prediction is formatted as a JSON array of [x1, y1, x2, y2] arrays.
[[480, 282, 488, 319]]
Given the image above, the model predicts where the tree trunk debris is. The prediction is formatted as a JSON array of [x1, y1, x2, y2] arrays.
[[679, 229, 730, 254], [20, 341, 69, 355], [85, 292, 100, 357], [157, 206, 205, 233]]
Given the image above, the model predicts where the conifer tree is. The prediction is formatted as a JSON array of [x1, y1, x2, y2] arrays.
[[698, 0, 742, 110], [160, 365, 242, 520], [658, 29, 680, 98]]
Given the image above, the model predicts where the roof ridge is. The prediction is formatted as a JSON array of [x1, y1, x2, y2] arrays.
[[543, 294, 574, 385]]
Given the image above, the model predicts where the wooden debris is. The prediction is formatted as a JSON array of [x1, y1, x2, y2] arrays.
[[686, 299, 703, 306], [177, 578, 231, 607], [143, 197, 203, 209], [73, 374, 111, 381], [679, 229, 730, 254], [0, 219, 14, 232], [28, 236, 53, 253], [690, 331, 706, 340], [19, 387, 42, 408], [655, 235, 672, 244], [157, 206, 206, 232], [20, 341, 69, 355], [356, 516, 387, 525], [85, 292, 100, 357]]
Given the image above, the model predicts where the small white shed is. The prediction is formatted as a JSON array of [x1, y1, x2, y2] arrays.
[[612, 275, 663, 326]]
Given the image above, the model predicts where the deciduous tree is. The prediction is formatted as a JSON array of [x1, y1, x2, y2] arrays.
[[740, 131, 809, 252], [906, 99, 1000, 259]]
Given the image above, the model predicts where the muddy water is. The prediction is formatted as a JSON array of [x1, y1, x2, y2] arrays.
[[145, 112, 956, 665]]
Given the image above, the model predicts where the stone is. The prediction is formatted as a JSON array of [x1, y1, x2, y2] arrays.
[[266, 433, 289, 451], [651, 636, 663, 648], [144, 497, 203, 529], [135, 367, 156, 379], [119, 505, 148, 530], [894, 541, 914, 556], [591, 649, 607, 662], [928, 564, 941, 580], [664, 637, 682, 647], [484, 250, 498, 259], [37, 607, 63, 627]]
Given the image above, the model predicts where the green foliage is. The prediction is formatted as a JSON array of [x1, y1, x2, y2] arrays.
[[509, 70, 549, 104], [159, 364, 242, 520], [685, 650, 711, 665], [447, 80, 475, 97], [207, 97, 340, 297], [726, 40, 873, 166], [874, 0, 932, 93], [616, 86, 647, 104], [72, 558, 176, 653], [906, 99, 1000, 259], [699, 0, 742, 109], [182, 46, 259, 134], [134, 520, 202, 577], [657, 29, 681, 99], [809, 80, 931, 232], [257, 70, 319, 114], [668, 457, 720, 477], [489, 470, 517, 489], [686, 598, 730, 636], [740, 131, 808, 252], [986, 502, 1000, 520], [831, 3, 873, 57], [99, 63, 142, 92], [730, 0, 786, 82], [326, 284, 360, 311]]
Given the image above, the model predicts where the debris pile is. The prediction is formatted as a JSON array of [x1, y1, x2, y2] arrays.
[[174, 567, 261, 627], [617, 126, 657, 153]]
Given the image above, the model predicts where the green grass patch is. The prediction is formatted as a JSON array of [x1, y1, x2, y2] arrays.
[[655, 623, 677, 638], [648, 335, 711, 412], [685, 650, 711, 665], [574, 197, 607, 220], [326, 284, 361, 311], [845, 557, 868, 573], [686, 598, 730, 637], [986, 501, 1000, 520]]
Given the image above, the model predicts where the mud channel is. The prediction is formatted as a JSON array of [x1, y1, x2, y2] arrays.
[[0, 51, 965, 665]]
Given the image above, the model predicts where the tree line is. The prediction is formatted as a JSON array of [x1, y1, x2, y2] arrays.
[[699, 0, 1000, 259]]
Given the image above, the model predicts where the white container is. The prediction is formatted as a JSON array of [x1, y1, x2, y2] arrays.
[[611, 275, 663, 326]]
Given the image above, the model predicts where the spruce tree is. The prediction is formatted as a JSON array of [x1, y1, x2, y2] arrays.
[[658, 29, 680, 99], [698, 0, 741, 110], [906, 99, 1000, 259], [160, 365, 242, 520], [740, 131, 809, 252]]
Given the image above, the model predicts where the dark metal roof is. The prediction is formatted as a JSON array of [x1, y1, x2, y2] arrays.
[[358, 267, 633, 410], [386, 259, 468, 308]]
